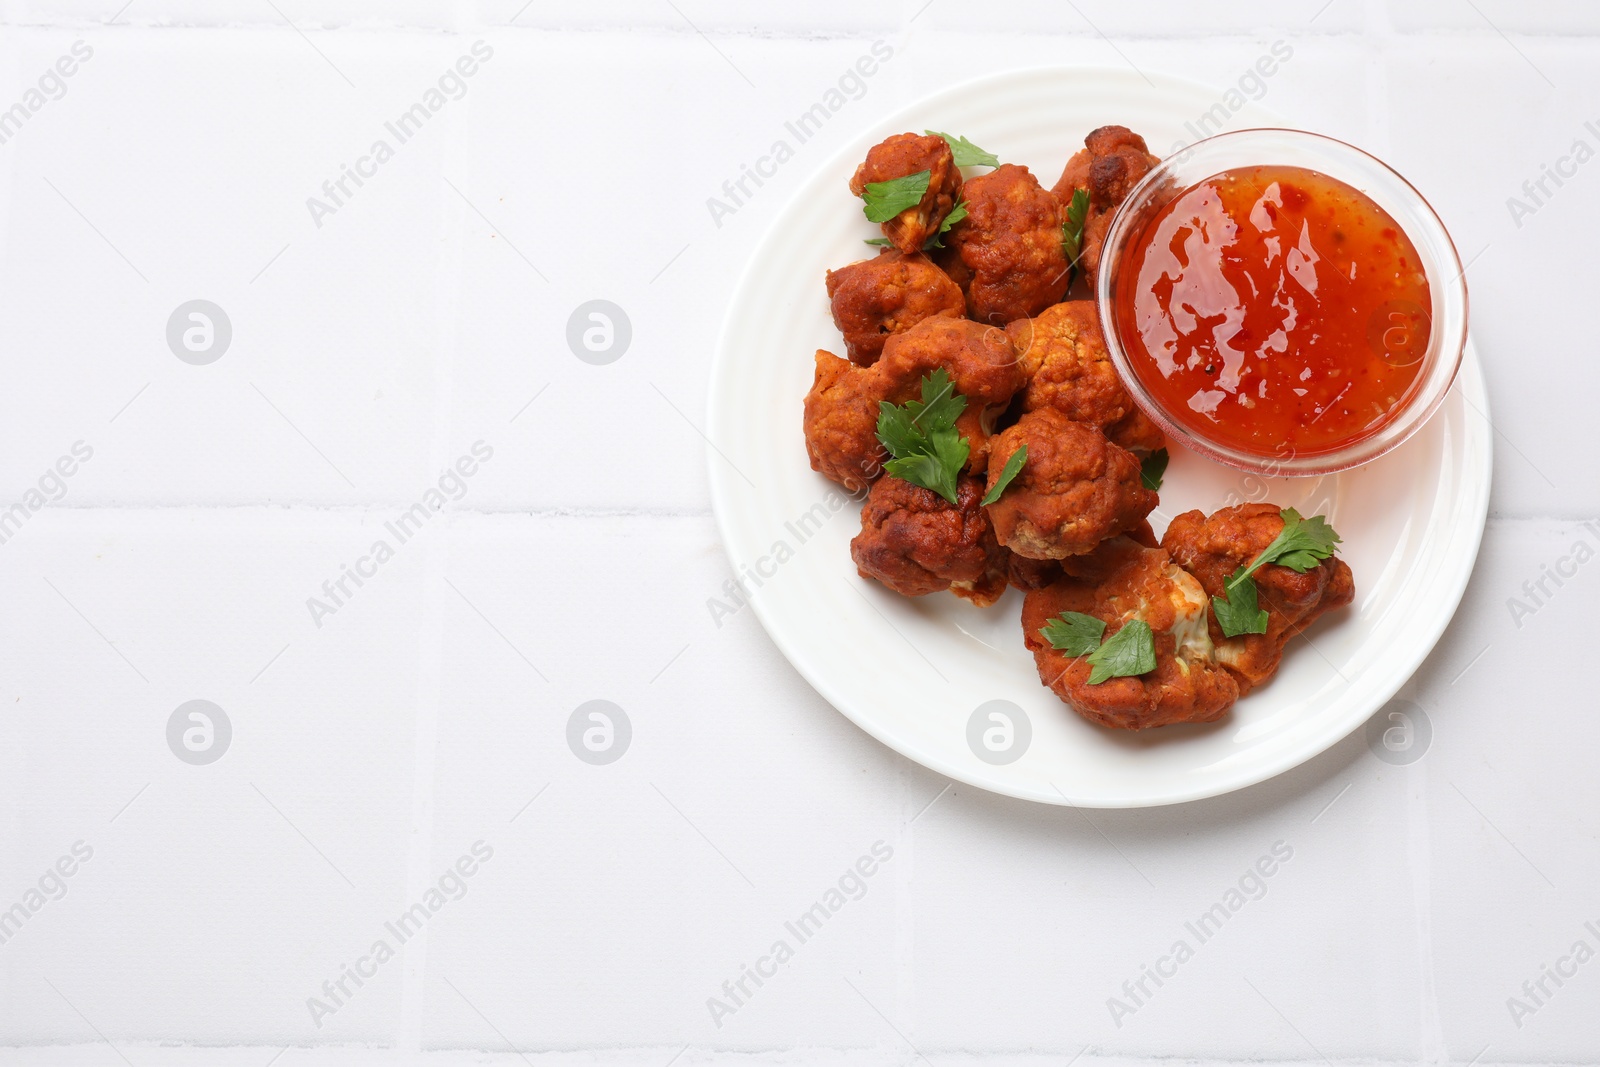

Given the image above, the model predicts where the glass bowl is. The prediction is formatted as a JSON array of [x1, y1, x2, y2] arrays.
[[1095, 127, 1468, 476]]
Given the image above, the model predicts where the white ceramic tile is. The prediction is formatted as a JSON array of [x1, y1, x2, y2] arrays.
[[1385, 42, 1600, 520], [445, 32, 916, 513], [0, 506, 425, 1045], [1389, 1, 1600, 35], [908, 734, 1423, 1058], [911, 0, 1366, 38], [0, 29, 454, 508], [417, 513, 909, 1049], [1402, 520, 1600, 1061]]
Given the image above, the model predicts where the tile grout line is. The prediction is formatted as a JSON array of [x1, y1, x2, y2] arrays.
[[1365, 7, 1449, 1061], [893, 767, 919, 1056], [10, 502, 722, 519], [6, 15, 1600, 40], [6, 505, 1598, 525], [395, 62, 476, 1054], [891, 622, 916, 1040], [1410, 752, 1448, 1063]]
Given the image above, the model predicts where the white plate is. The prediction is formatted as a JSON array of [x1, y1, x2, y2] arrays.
[[706, 67, 1492, 808]]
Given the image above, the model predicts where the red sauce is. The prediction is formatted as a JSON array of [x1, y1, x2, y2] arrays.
[[1114, 165, 1431, 456]]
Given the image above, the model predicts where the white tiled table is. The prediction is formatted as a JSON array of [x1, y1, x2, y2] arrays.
[[0, 2, 1594, 1063]]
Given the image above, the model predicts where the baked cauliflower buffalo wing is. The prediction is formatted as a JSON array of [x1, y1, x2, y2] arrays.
[[1022, 537, 1239, 730], [825, 250, 965, 366], [983, 409, 1157, 559], [850, 475, 1008, 606], [1162, 504, 1356, 694], [1004, 516, 1158, 593], [1051, 125, 1161, 288], [802, 349, 885, 491], [877, 315, 1024, 469], [1003, 551, 1063, 592], [803, 316, 1024, 491], [937, 163, 1070, 325], [850, 132, 963, 255], [1005, 300, 1165, 455]]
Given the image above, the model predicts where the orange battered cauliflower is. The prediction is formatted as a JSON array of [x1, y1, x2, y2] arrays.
[[803, 316, 1024, 492], [1022, 537, 1239, 730], [1005, 300, 1165, 455], [1162, 503, 1356, 694], [850, 132, 963, 255], [850, 475, 1008, 606], [826, 250, 966, 366], [983, 409, 1157, 559], [1051, 125, 1161, 289], [937, 163, 1070, 325]]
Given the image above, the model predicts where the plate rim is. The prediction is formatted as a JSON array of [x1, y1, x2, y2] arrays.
[[706, 64, 1493, 808]]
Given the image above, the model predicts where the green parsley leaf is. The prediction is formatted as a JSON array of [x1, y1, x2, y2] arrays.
[[904, 368, 965, 433], [926, 131, 1000, 168], [1140, 448, 1169, 492], [1085, 619, 1157, 685], [875, 370, 971, 504], [864, 237, 892, 246], [928, 423, 970, 468], [1039, 611, 1105, 657], [921, 200, 969, 250], [885, 446, 963, 504], [1214, 509, 1342, 634], [861, 170, 931, 223], [1061, 187, 1090, 286], [1227, 508, 1343, 593], [1211, 567, 1269, 637], [881, 427, 967, 503], [1267, 508, 1343, 571], [932, 431, 971, 498], [875, 400, 920, 458], [981, 443, 1027, 506]]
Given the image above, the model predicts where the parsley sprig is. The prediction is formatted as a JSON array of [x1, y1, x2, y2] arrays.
[[1140, 448, 1169, 491], [1061, 188, 1090, 287], [861, 170, 931, 223], [981, 443, 1027, 506], [1211, 508, 1343, 637], [1211, 570, 1268, 637], [1039, 611, 1104, 656], [1088, 620, 1158, 684], [926, 131, 1000, 169], [876, 369, 970, 504], [1040, 612, 1157, 685]]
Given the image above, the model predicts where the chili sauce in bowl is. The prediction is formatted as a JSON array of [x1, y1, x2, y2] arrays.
[[1097, 130, 1466, 475]]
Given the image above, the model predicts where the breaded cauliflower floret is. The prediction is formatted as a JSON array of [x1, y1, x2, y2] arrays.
[[1021, 537, 1240, 730], [937, 163, 1070, 325], [1005, 300, 1166, 456], [1051, 125, 1161, 290], [1105, 408, 1167, 457], [850, 475, 1007, 606], [1002, 550, 1062, 592], [876, 315, 1024, 472], [983, 409, 1157, 559], [1162, 503, 1356, 694], [850, 132, 962, 255], [826, 250, 965, 367], [998, 521, 1159, 593], [802, 349, 886, 492], [803, 316, 1024, 491], [1053, 125, 1161, 209]]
